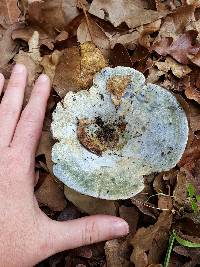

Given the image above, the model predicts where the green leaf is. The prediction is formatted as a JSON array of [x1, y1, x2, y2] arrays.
[[174, 231, 200, 248], [163, 231, 176, 267], [164, 230, 200, 267], [187, 183, 196, 198], [196, 195, 200, 202], [191, 200, 198, 213]]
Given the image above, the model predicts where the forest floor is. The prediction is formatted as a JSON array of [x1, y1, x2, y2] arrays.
[[1, 0, 200, 266]]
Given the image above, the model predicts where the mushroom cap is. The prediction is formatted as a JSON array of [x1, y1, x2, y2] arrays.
[[51, 67, 188, 200]]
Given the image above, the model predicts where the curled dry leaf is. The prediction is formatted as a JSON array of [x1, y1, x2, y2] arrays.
[[53, 42, 108, 98], [35, 173, 67, 211], [155, 57, 191, 78], [64, 186, 118, 216], [89, 0, 168, 29], [138, 19, 161, 49]]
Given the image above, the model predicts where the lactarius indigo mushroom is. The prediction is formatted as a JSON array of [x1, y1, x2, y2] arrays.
[[51, 67, 188, 200]]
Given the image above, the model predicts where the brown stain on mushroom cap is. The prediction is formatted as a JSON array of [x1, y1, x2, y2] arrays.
[[107, 75, 131, 105]]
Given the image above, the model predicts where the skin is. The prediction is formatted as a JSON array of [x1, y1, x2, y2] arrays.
[[0, 64, 129, 267]]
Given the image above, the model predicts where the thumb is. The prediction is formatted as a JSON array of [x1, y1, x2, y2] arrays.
[[46, 215, 129, 255]]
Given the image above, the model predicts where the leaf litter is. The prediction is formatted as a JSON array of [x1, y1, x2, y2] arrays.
[[2, 0, 200, 266]]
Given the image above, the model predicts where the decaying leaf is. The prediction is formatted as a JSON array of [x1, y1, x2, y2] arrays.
[[155, 57, 191, 78], [64, 186, 118, 216], [35, 173, 67, 211], [89, 0, 168, 29], [130, 209, 172, 265]]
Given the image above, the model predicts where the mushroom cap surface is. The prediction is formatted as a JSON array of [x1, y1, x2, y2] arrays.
[[51, 67, 188, 200]]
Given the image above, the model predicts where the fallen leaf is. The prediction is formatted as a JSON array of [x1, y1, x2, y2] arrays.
[[0, 23, 20, 67], [12, 25, 55, 50], [53, 46, 81, 98], [89, 0, 168, 29], [35, 173, 67, 211], [130, 210, 172, 265], [109, 31, 140, 50], [109, 43, 133, 67], [153, 5, 195, 41], [105, 239, 131, 267], [77, 16, 110, 57], [64, 186, 118, 216], [0, 0, 20, 24], [139, 19, 161, 49], [37, 131, 54, 174], [53, 42, 108, 98], [25, 0, 80, 37], [119, 205, 139, 235], [173, 246, 200, 267], [155, 57, 191, 78], [154, 31, 200, 64]]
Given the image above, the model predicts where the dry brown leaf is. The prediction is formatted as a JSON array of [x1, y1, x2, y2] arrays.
[[89, 0, 168, 29], [130, 210, 172, 266], [37, 131, 54, 174], [0, 0, 20, 24], [105, 239, 131, 267], [64, 186, 118, 216], [110, 43, 133, 68], [109, 31, 140, 50], [155, 57, 191, 78], [119, 206, 139, 235], [154, 5, 195, 41], [53, 42, 108, 98], [77, 17, 110, 57], [139, 19, 161, 49], [173, 246, 200, 266], [154, 31, 200, 64], [24, 0, 80, 36], [12, 25, 55, 50], [0, 23, 20, 67], [35, 173, 67, 211], [53, 46, 81, 98]]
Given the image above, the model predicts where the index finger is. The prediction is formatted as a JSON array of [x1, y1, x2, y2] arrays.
[[11, 74, 51, 155]]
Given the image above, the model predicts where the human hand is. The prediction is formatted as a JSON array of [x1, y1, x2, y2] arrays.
[[0, 64, 129, 267]]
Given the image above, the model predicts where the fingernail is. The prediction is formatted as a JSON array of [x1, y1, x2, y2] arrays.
[[13, 63, 26, 73], [112, 219, 129, 237], [38, 74, 50, 83]]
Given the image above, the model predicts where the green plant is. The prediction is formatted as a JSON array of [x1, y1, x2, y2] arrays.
[[187, 183, 200, 213], [164, 230, 200, 267]]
